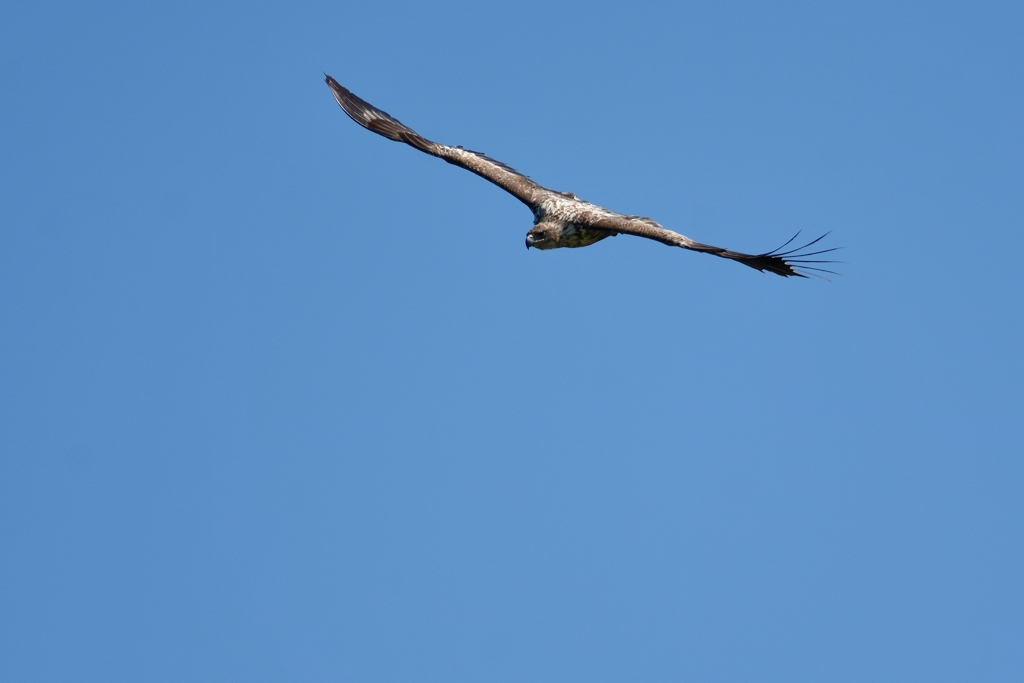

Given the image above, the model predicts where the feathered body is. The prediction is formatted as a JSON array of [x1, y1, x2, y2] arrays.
[[527, 194, 618, 249], [325, 75, 835, 277]]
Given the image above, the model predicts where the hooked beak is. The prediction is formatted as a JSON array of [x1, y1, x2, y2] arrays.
[[525, 236, 532, 249]]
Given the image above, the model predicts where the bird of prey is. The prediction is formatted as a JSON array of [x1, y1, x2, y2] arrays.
[[325, 75, 834, 277]]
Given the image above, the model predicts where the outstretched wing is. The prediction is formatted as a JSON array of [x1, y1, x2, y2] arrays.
[[325, 75, 545, 208], [585, 212, 837, 278]]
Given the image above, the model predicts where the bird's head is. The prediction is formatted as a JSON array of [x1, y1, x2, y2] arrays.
[[525, 223, 561, 250]]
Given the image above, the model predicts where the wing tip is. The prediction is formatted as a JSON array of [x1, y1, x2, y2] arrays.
[[757, 231, 841, 279], [692, 231, 840, 279]]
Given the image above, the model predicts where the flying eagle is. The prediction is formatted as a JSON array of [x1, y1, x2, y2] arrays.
[[326, 75, 834, 277]]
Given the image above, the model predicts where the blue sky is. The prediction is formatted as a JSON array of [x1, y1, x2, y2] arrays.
[[2, 1, 1022, 680]]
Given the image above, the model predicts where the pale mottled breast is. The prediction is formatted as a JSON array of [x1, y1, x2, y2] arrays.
[[559, 222, 615, 248]]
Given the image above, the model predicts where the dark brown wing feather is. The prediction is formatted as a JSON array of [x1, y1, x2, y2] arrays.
[[586, 213, 836, 278], [325, 75, 544, 207]]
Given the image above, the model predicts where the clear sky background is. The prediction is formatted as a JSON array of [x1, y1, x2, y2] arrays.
[[2, 1, 1022, 681]]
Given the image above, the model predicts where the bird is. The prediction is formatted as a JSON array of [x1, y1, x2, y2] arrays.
[[325, 75, 835, 277]]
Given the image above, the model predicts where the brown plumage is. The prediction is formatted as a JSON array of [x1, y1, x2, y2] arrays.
[[326, 74, 836, 277]]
